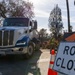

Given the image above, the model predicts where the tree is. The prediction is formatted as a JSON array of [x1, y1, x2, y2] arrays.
[[39, 28, 48, 42], [38, 28, 49, 48], [39, 28, 47, 38], [48, 4, 63, 38], [0, 0, 34, 18]]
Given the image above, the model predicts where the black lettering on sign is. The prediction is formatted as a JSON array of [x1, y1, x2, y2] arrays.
[[67, 60, 74, 70], [63, 46, 69, 55], [56, 58, 61, 67], [70, 46, 75, 56], [61, 58, 65, 69]]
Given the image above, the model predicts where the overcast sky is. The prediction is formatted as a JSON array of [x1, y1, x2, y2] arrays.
[[26, 0, 75, 33], [0, 0, 75, 33]]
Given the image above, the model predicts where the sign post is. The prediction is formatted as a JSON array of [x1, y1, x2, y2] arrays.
[[53, 42, 75, 75]]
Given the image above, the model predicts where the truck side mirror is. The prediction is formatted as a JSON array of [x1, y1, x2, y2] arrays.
[[30, 21, 32, 26], [34, 21, 37, 29]]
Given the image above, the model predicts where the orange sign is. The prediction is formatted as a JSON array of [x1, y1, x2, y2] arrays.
[[65, 33, 75, 41]]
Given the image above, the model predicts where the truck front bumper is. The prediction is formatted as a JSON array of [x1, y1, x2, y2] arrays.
[[0, 47, 28, 55]]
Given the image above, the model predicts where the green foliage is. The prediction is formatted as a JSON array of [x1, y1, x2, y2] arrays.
[[41, 35, 63, 49]]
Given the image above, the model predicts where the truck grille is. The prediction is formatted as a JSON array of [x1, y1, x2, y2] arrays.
[[0, 30, 14, 46]]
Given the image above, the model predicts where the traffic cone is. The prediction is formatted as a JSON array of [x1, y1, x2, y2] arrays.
[[48, 49, 58, 75]]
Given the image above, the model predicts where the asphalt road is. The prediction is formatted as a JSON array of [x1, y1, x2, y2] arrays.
[[0, 49, 50, 75], [0, 55, 29, 75]]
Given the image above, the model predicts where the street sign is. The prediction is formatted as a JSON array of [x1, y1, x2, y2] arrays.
[[53, 42, 75, 75]]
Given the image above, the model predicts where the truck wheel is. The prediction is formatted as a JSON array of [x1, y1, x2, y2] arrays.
[[25, 44, 34, 59]]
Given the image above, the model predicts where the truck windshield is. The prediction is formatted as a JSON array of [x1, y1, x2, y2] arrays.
[[3, 18, 29, 27]]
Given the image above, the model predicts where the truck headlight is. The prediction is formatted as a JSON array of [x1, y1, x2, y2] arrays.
[[16, 42, 26, 45]]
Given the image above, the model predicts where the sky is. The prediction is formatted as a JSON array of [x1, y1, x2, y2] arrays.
[[0, 0, 75, 34], [25, 0, 75, 34]]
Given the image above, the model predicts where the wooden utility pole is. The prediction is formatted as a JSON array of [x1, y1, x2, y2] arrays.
[[66, 0, 71, 32]]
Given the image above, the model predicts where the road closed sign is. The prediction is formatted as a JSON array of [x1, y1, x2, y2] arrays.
[[53, 42, 75, 75]]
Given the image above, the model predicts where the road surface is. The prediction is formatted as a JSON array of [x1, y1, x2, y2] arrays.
[[0, 49, 50, 75]]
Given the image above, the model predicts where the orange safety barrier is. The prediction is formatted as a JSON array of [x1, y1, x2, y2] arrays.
[[48, 49, 58, 75]]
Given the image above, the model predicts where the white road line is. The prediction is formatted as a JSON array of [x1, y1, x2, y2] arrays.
[[37, 54, 51, 63], [43, 52, 50, 53], [37, 58, 50, 63]]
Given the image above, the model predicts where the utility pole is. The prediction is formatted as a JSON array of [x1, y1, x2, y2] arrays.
[[74, 0, 75, 5], [66, 0, 71, 32]]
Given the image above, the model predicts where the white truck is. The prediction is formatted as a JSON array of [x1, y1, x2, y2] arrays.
[[0, 18, 40, 58]]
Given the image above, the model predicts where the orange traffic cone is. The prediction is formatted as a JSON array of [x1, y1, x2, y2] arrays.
[[48, 49, 58, 75]]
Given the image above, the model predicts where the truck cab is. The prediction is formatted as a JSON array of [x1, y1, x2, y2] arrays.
[[0, 18, 40, 58]]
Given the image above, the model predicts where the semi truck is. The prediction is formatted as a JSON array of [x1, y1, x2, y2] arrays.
[[0, 18, 40, 58]]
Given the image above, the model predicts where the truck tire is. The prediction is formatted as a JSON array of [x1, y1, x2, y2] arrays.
[[25, 44, 34, 59]]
